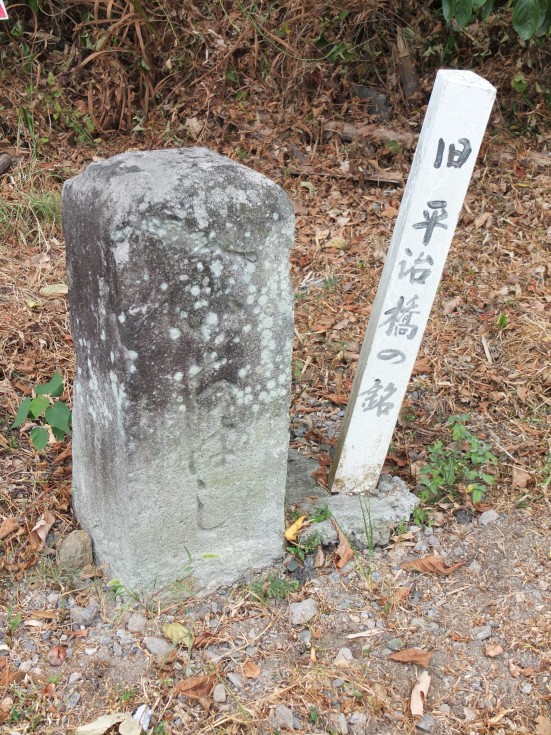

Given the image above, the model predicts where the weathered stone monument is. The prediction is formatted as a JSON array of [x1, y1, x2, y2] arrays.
[[329, 70, 496, 495], [63, 148, 294, 592]]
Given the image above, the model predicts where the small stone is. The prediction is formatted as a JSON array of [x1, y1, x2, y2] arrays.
[[143, 637, 171, 657], [127, 613, 147, 633], [301, 520, 338, 546], [47, 592, 60, 605], [68, 672, 82, 684], [473, 626, 492, 641], [468, 560, 482, 574], [348, 712, 368, 734], [65, 691, 81, 709], [133, 704, 153, 730], [416, 714, 434, 731], [58, 531, 93, 571], [333, 678, 345, 688], [521, 683, 532, 695], [213, 684, 227, 703], [386, 638, 404, 651], [438, 704, 451, 713], [335, 712, 348, 734], [70, 602, 99, 628], [18, 661, 32, 673], [289, 598, 318, 626], [271, 704, 294, 730], [113, 642, 123, 656], [227, 672, 243, 690], [334, 647, 354, 666], [479, 510, 500, 526], [298, 629, 312, 646], [84, 648, 98, 656]]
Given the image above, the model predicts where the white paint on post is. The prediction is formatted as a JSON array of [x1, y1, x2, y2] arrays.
[[329, 70, 496, 495]]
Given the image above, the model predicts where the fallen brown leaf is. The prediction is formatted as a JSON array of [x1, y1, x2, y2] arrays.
[[311, 466, 328, 486], [69, 629, 89, 638], [401, 555, 465, 576], [29, 510, 56, 552], [388, 648, 431, 667], [410, 670, 430, 717], [485, 643, 503, 658], [242, 660, 261, 679], [332, 520, 354, 569], [0, 666, 26, 686], [325, 393, 348, 406], [0, 516, 20, 540], [194, 631, 217, 648], [512, 466, 531, 489], [47, 645, 67, 666], [174, 674, 215, 710]]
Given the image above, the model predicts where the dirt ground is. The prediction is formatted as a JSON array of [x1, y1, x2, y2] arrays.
[[1, 4, 550, 732]]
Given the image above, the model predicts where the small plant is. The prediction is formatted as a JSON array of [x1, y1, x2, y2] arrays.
[[6, 605, 23, 637], [310, 505, 332, 523], [419, 414, 497, 505], [323, 275, 340, 291], [441, 0, 551, 40], [288, 530, 322, 561], [12, 373, 71, 451], [117, 685, 136, 703], [497, 312, 508, 329], [394, 520, 408, 536], [250, 574, 299, 602], [412, 507, 429, 527], [309, 707, 319, 725]]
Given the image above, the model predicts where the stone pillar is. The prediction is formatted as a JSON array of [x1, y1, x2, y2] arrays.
[[63, 148, 294, 592]]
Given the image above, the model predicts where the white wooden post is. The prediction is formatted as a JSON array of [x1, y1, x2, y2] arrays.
[[329, 70, 496, 495]]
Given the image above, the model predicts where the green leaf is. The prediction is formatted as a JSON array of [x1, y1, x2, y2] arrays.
[[455, 0, 474, 25], [29, 395, 50, 419], [511, 72, 529, 92], [512, 0, 542, 39], [480, 473, 496, 484], [479, 0, 494, 19], [35, 372, 64, 397], [225, 67, 239, 83], [442, 0, 455, 23], [45, 402, 72, 436], [12, 397, 32, 428], [537, 0, 551, 33], [30, 426, 49, 451]]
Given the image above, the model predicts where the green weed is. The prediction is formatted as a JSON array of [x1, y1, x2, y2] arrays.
[[250, 574, 299, 602], [310, 505, 332, 523], [288, 530, 322, 561], [418, 414, 497, 505], [6, 605, 23, 637], [12, 373, 71, 451]]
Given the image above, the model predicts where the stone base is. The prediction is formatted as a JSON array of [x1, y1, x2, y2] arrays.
[[285, 450, 418, 547]]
